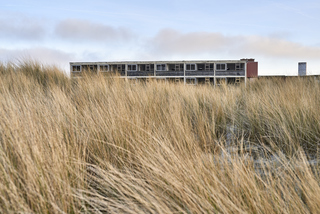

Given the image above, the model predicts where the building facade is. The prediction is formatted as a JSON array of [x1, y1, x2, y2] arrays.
[[70, 59, 258, 85]]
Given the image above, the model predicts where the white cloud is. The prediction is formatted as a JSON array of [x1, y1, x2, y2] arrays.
[[143, 29, 320, 75], [243, 36, 320, 60], [0, 15, 46, 40], [148, 29, 241, 55], [55, 19, 135, 42], [146, 28, 320, 60], [1, 24, 319, 76]]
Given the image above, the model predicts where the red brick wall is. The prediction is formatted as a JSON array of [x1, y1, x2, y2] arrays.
[[247, 62, 258, 78]]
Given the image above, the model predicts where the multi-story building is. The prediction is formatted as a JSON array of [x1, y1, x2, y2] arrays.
[[70, 59, 258, 85]]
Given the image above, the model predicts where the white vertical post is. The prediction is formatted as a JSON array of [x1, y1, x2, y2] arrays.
[[214, 63, 216, 88], [184, 63, 186, 85], [244, 61, 247, 87], [125, 64, 128, 81]]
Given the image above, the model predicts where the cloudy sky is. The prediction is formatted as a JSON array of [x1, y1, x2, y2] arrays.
[[1, 0, 320, 75]]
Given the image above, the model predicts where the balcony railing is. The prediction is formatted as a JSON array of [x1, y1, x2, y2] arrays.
[[72, 69, 245, 77]]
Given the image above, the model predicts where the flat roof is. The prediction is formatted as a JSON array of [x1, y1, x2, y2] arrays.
[[70, 59, 247, 65]]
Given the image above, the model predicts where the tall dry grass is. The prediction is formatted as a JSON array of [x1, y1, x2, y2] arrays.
[[0, 61, 319, 213]]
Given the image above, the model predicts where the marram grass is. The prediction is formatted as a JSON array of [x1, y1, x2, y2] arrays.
[[0, 61, 319, 213]]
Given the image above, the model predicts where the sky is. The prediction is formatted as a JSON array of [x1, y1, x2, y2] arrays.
[[1, 0, 320, 76]]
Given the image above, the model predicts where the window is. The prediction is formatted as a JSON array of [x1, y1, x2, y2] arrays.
[[186, 64, 196, 71], [235, 63, 243, 70], [145, 64, 151, 71], [216, 63, 226, 71], [156, 64, 166, 71], [205, 63, 214, 71], [86, 65, 97, 71], [197, 64, 204, 70], [140, 64, 152, 71], [117, 65, 125, 72], [99, 65, 109, 72], [72, 65, 81, 72], [174, 64, 183, 71], [128, 64, 137, 71], [186, 78, 197, 85]]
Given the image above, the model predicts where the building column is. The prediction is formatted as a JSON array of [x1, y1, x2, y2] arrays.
[[184, 63, 186, 85], [125, 64, 128, 81], [214, 63, 216, 87], [244, 62, 247, 87]]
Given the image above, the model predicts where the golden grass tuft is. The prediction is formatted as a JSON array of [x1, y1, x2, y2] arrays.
[[0, 61, 319, 213]]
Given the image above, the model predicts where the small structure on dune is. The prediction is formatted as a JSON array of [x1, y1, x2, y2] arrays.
[[298, 62, 307, 76]]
